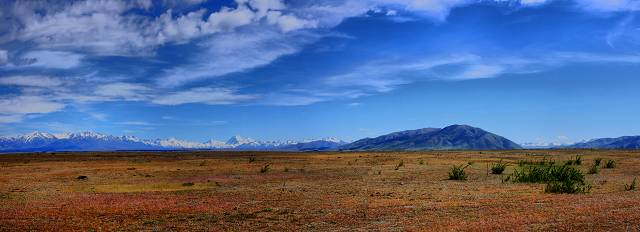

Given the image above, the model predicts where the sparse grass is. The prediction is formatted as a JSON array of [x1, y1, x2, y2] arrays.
[[491, 160, 507, 174], [260, 164, 271, 173], [625, 178, 637, 191], [605, 160, 616, 169], [448, 164, 470, 180]]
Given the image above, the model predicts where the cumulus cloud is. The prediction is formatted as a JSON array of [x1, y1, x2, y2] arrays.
[[152, 87, 257, 105]]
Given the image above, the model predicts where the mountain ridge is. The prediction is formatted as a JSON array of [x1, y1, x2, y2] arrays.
[[340, 125, 522, 151]]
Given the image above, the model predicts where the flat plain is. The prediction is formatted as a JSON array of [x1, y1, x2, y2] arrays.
[[1, 150, 639, 231]]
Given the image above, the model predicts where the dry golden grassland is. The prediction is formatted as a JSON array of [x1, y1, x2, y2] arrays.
[[1, 150, 639, 231]]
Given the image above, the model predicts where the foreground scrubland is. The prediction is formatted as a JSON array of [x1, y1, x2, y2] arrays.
[[1, 150, 639, 231]]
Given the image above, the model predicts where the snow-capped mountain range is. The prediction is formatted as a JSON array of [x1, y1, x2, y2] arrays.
[[0, 131, 348, 152]]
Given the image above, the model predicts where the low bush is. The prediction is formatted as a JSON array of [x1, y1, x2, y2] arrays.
[[448, 164, 470, 180], [605, 160, 616, 169], [491, 160, 507, 174], [182, 182, 195, 187], [587, 164, 599, 174], [249, 157, 256, 163]]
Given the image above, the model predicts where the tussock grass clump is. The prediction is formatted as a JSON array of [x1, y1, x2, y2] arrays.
[[625, 178, 637, 191], [545, 181, 591, 194], [419, 159, 425, 165], [511, 165, 590, 194], [394, 160, 404, 170], [518, 157, 554, 167], [182, 182, 195, 187], [249, 157, 256, 163], [565, 155, 582, 166], [491, 161, 508, 174], [604, 160, 616, 169], [448, 164, 470, 180], [594, 158, 602, 166], [260, 164, 271, 173], [587, 164, 599, 174]]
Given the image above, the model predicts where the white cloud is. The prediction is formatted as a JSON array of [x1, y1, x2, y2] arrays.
[[152, 87, 257, 105], [520, 0, 550, 6], [0, 95, 65, 123], [577, 0, 639, 12], [157, 28, 315, 87], [0, 75, 63, 87], [117, 121, 157, 126], [19, 51, 84, 69], [457, 64, 505, 79]]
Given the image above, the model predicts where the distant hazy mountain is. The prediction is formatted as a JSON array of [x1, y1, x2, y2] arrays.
[[520, 142, 571, 149], [340, 125, 521, 151], [0, 132, 346, 152], [564, 136, 640, 149]]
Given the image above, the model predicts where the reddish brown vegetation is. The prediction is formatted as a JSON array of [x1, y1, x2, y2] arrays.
[[0, 150, 639, 231]]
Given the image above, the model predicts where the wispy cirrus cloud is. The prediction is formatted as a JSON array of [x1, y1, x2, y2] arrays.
[[151, 87, 257, 105]]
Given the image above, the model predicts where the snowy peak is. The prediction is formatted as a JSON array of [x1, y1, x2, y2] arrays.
[[0, 131, 348, 152], [20, 131, 56, 141], [226, 135, 255, 145]]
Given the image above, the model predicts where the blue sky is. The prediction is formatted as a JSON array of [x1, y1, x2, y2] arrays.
[[1, 0, 639, 144]]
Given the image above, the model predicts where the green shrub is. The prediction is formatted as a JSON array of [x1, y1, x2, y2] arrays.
[[594, 158, 602, 166], [587, 164, 599, 174], [448, 164, 470, 180], [491, 160, 507, 174], [511, 164, 590, 194], [625, 178, 637, 191], [182, 182, 195, 187], [249, 157, 256, 163], [605, 160, 616, 169]]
